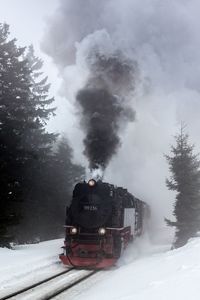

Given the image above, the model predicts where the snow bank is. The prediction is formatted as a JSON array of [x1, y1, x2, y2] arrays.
[[0, 239, 63, 294], [71, 237, 200, 300]]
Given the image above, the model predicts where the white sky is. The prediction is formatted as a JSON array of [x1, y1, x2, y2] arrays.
[[0, 0, 59, 58], [0, 0, 71, 132]]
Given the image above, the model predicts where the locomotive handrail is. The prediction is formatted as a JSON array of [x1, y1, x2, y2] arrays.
[[64, 225, 128, 231], [105, 227, 125, 231]]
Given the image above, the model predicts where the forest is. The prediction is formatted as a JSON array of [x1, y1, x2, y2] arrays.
[[0, 23, 84, 247]]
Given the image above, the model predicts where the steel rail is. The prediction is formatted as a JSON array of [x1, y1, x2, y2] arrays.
[[0, 268, 74, 300], [42, 270, 97, 300]]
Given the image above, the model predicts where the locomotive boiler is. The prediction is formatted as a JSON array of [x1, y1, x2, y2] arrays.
[[59, 179, 149, 268]]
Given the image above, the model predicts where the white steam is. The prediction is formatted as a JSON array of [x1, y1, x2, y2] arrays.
[[90, 167, 104, 182], [42, 0, 200, 237]]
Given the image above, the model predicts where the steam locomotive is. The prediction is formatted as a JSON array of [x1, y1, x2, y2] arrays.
[[59, 179, 149, 268]]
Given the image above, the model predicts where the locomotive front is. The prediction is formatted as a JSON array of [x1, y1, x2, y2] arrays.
[[59, 179, 147, 268], [60, 179, 122, 268]]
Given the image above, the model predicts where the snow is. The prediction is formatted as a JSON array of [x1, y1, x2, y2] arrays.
[[13, 269, 92, 300], [0, 239, 65, 297], [61, 236, 200, 300], [1, 236, 200, 300]]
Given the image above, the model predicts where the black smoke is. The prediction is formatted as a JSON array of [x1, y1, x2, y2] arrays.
[[76, 52, 137, 171], [42, 0, 139, 173]]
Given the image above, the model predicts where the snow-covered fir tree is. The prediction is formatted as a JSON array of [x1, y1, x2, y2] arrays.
[[165, 125, 200, 248]]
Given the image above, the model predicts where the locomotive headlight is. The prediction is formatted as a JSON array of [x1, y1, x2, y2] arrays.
[[98, 228, 106, 235], [88, 179, 96, 187], [70, 227, 78, 235]]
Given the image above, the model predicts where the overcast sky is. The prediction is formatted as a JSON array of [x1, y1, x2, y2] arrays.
[[0, 0, 58, 49], [0, 0, 71, 132]]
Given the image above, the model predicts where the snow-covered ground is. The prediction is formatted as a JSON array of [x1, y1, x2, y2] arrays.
[[1, 236, 200, 300], [0, 239, 65, 297]]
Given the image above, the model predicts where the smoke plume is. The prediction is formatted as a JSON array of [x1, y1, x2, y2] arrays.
[[42, 5, 139, 173], [76, 43, 137, 171], [42, 0, 200, 233]]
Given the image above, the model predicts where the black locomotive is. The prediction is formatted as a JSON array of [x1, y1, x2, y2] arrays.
[[60, 179, 149, 268]]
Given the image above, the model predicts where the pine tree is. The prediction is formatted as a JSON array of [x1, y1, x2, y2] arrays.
[[0, 23, 28, 246], [20, 137, 85, 242], [53, 137, 85, 203], [0, 24, 57, 246], [52, 137, 85, 229], [10, 46, 59, 244], [0, 23, 85, 246], [165, 126, 200, 248], [20, 45, 57, 202]]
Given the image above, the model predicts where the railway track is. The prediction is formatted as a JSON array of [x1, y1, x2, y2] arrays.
[[0, 268, 97, 300]]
